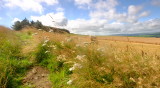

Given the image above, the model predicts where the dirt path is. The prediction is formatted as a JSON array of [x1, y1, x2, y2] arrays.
[[23, 66, 52, 88]]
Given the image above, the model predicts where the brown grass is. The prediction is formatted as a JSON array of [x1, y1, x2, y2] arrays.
[[98, 36, 160, 45]]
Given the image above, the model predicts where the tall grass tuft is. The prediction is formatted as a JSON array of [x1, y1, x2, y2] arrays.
[[35, 39, 53, 64]]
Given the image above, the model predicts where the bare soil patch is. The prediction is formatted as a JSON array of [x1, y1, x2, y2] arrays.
[[23, 66, 52, 88]]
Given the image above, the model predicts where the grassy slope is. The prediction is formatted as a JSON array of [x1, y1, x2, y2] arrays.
[[0, 26, 33, 88], [0, 26, 160, 88]]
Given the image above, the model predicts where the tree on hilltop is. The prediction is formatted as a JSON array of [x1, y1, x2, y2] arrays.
[[12, 18, 43, 30], [21, 18, 30, 27], [12, 21, 22, 31]]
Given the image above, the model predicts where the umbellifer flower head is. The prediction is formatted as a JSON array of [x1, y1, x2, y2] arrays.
[[67, 80, 73, 85]]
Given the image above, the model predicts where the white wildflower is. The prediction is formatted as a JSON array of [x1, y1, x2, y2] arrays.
[[44, 39, 49, 43], [57, 55, 66, 61], [49, 45, 57, 50], [73, 63, 82, 68], [42, 43, 47, 46], [75, 55, 86, 62], [100, 67, 106, 70], [45, 51, 50, 53], [67, 80, 73, 85], [38, 29, 42, 31], [69, 63, 82, 71], [65, 38, 72, 42], [130, 77, 135, 82], [69, 67, 75, 71], [97, 48, 105, 52]]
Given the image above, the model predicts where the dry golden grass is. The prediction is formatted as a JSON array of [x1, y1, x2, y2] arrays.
[[2, 26, 159, 87], [98, 36, 160, 45], [96, 36, 160, 56], [21, 29, 160, 88]]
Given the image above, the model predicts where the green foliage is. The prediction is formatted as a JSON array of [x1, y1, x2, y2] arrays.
[[12, 21, 23, 31], [50, 70, 70, 88], [35, 41, 53, 64], [12, 18, 43, 31], [32, 20, 43, 29], [34, 40, 74, 88], [0, 29, 32, 88]]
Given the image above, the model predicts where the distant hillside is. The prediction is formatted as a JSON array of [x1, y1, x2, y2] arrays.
[[114, 32, 160, 38]]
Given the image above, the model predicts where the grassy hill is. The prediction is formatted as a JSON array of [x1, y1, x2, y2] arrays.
[[0, 26, 160, 88]]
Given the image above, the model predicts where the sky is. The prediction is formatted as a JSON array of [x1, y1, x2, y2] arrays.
[[0, 0, 160, 35]]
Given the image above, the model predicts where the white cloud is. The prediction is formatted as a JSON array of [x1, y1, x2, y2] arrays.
[[3, 0, 58, 13], [56, 7, 64, 12], [67, 18, 160, 35], [152, 0, 160, 6], [89, 5, 145, 24], [67, 18, 111, 35], [89, 1, 148, 23], [31, 12, 67, 28], [128, 5, 142, 15], [0, 17, 2, 20], [6, 0, 154, 35], [74, 0, 92, 5], [67, 0, 153, 35], [36, 0, 58, 5], [74, 0, 92, 9], [94, 0, 118, 10], [12, 18, 21, 23], [139, 11, 150, 17], [74, 0, 118, 10]]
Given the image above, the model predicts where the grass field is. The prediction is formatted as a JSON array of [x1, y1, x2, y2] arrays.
[[0, 26, 160, 88], [98, 36, 160, 45]]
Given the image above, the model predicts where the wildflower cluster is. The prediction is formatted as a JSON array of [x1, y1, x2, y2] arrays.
[[69, 62, 82, 71], [75, 55, 86, 62], [65, 37, 73, 42], [42, 38, 49, 47], [57, 55, 66, 62], [49, 45, 57, 50], [67, 79, 73, 85]]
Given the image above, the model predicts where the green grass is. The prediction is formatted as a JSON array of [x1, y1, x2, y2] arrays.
[[0, 29, 33, 88], [16, 32, 32, 41]]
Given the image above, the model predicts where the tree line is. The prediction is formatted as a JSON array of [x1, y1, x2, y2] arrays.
[[12, 18, 44, 31], [12, 18, 70, 34]]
